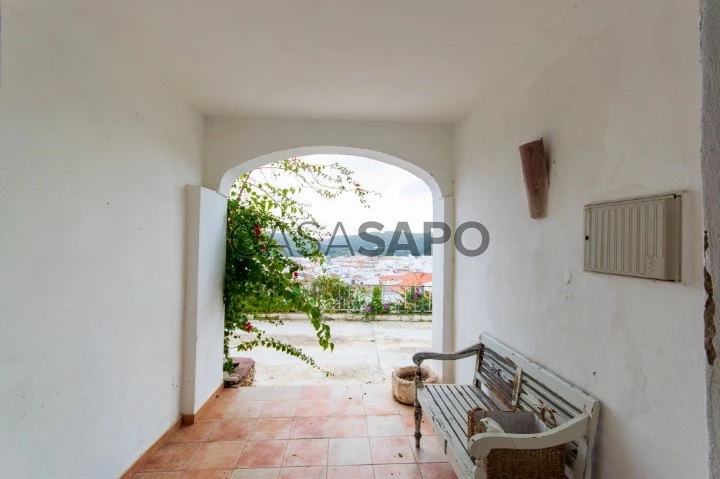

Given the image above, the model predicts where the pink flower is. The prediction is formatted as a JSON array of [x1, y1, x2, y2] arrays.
[[245, 322, 253, 332]]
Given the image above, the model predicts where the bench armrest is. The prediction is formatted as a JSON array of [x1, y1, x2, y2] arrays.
[[467, 413, 590, 458], [413, 343, 483, 366]]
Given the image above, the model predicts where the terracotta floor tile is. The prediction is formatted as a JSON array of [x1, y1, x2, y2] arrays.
[[362, 384, 397, 404], [418, 463, 458, 479], [331, 399, 365, 416], [400, 414, 435, 436], [369, 437, 415, 464], [329, 416, 368, 438], [188, 441, 245, 470], [133, 382, 455, 479], [278, 466, 326, 478], [223, 402, 265, 419], [407, 436, 446, 463], [300, 385, 332, 400], [364, 400, 399, 416], [218, 389, 244, 401], [328, 438, 372, 466], [250, 418, 293, 440], [290, 416, 330, 439], [228, 392, 252, 402], [332, 384, 363, 400], [209, 419, 257, 441], [237, 387, 275, 402], [295, 400, 331, 417], [366, 415, 406, 437], [282, 439, 329, 467], [270, 386, 303, 401], [133, 473, 182, 479], [326, 465, 374, 479], [260, 401, 298, 418], [141, 443, 202, 472], [235, 440, 287, 469], [229, 469, 280, 478], [171, 421, 220, 443], [181, 471, 233, 478], [199, 399, 235, 420], [396, 402, 416, 414], [373, 464, 421, 479], [361, 384, 391, 401]]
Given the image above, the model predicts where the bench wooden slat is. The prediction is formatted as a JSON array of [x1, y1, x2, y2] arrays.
[[478, 349, 516, 407], [460, 384, 508, 413], [467, 379, 510, 412], [423, 387, 463, 447], [447, 386, 479, 417], [476, 381, 510, 411], [482, 336, 596, 414], [428, 385, 474, 446], [420, 387, 474, 477], [420, 388, 475, 477], [420, 384, 497, 453], [521, 373, 583, 416]]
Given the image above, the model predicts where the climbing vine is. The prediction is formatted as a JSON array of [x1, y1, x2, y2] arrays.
[[223, 158, 377, 374]]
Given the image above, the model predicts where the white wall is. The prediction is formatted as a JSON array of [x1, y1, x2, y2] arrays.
[[0, 5, 204, 478], [453, 1, 706, 478], [203, 117, 454, 199], [183, 186, 227, 417]]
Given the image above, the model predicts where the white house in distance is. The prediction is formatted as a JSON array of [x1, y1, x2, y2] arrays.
[[1, 1, 720, 478]]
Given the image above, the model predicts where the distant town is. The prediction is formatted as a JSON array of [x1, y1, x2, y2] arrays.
[[294, 254, 432, 288]]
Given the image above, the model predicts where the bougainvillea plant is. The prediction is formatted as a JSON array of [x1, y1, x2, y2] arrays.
[[223, 157, 376, 374]]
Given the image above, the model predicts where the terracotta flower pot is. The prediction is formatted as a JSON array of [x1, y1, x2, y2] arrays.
[[392, 365, 438, 405]]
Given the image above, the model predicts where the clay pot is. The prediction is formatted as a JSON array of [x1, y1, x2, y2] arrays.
[[392, 365, 438, 405]]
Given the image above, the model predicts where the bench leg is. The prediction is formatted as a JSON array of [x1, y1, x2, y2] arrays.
[[414, 366, 422, 448]]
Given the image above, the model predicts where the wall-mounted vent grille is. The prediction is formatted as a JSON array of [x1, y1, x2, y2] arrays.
[[584, 193, 681, 281]]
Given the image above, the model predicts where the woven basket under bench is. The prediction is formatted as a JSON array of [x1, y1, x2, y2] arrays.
[[468, 407, 566, 479]]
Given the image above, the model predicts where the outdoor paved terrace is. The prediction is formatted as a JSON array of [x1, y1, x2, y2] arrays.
[[132, 384, 457, 478], [230, 320, 432, 385]]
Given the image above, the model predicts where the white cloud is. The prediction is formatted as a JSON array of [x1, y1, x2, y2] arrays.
[[246, 154, 433, 234]]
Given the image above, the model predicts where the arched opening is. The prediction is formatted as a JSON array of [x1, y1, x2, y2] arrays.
[[219, 146, 443, 201], [215, 146, 453, 385]]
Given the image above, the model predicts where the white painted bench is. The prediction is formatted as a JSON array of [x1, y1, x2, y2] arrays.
[[412, 334, 600, 479]]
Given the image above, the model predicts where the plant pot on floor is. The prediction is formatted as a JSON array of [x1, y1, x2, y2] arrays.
[[392, 365, 438, 405]]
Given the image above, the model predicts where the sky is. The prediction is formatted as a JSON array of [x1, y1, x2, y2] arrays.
[[247, 154, 433, 234]]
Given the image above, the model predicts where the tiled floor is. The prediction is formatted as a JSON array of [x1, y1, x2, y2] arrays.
[[133, 385, 457, 479]]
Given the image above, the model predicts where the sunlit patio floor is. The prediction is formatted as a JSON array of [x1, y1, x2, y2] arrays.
[[132, 384, 457, 479]]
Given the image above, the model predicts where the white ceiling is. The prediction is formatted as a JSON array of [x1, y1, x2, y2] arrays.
[[17, 0, 578, 121]]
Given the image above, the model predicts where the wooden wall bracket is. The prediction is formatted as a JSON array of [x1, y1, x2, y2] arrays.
[[519, 138, 549, 219]]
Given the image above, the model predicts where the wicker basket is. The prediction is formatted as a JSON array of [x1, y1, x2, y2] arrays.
[[467, 407, 566, 479]]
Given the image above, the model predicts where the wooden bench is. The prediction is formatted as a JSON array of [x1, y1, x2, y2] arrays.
[[412, 334, 600, 479]]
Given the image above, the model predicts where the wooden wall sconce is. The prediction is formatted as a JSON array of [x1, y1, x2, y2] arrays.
[[519, 138, 549, 219]]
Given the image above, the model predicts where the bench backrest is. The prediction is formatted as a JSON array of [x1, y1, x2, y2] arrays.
[[474, 334, 600, 479]]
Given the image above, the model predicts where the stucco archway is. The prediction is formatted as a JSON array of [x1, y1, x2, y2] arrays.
[[219, 146, 442, 201], [182, 117, 456, 421]]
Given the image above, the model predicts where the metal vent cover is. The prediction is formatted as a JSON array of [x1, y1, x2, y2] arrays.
[[584, 193, 681, 281]]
